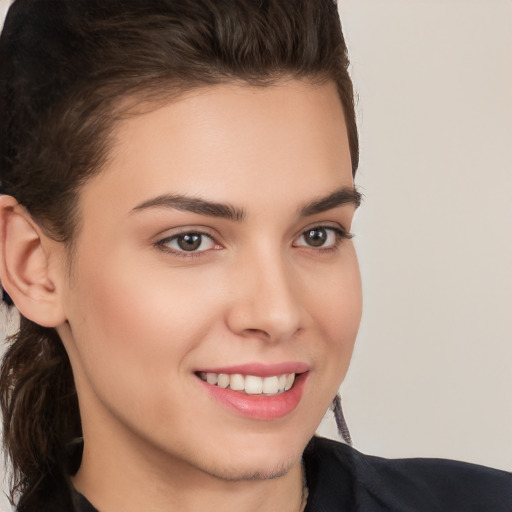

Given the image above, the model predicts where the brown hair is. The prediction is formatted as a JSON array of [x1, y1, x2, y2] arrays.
[[0, 0, 359, 509]]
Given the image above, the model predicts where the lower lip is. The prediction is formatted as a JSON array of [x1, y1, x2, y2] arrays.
[[198, 372, 308, 420]]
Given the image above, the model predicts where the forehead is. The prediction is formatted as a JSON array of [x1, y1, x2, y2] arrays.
[[78, 80, 353, 220]]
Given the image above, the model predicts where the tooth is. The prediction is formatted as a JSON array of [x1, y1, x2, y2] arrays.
[[203, 372, 295, 394], [245, 375, 263, 394], [263, 376, 279, 395], [206, 373, 218, 385], [230, 374, 245, 391], [284, 373, 295, 391], [217, 373, 230, 388]]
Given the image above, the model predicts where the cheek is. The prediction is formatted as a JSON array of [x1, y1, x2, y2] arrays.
[[63, 254, 226, 435], [309, 248, 362, 385], [314, 247, 362, 343], [66, 249, 229, 383]]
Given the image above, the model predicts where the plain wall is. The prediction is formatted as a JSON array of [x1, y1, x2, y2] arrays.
[[1, 0, 511, 508]]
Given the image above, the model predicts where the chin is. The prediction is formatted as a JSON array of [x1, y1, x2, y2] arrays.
[[192, 429, 308, 482], [199, 452, 299, 482]]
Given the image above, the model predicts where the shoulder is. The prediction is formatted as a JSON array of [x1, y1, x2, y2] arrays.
[[303, 436, 512, 512]]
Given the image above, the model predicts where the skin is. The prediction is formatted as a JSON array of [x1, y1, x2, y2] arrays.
[[0, 80, 362, 512]]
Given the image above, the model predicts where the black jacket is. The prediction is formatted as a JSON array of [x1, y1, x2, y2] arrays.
[[303, 436, 512, 511]]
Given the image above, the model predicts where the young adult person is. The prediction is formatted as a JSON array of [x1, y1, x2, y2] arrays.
[[0, 1, 510, 511]]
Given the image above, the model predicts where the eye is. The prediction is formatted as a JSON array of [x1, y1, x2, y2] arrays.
[[157, 231, 219, 255], [293, 226, 351, 249]]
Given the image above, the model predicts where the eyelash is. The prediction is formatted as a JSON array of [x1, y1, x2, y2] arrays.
[[155, 225, 353, 258]]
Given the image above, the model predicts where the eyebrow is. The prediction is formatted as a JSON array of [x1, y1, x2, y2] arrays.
[[131, 186, 361, 221], [298, 186, 362, 217], [131, 194, 246, 221]]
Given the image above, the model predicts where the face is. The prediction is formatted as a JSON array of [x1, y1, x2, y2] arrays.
[[56, 80, 362, 482]]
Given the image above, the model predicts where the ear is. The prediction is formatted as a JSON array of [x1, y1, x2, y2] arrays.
[[0, 195, 66, 327]]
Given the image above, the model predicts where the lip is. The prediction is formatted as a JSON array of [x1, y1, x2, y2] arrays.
[[197, 368, 309, 420]]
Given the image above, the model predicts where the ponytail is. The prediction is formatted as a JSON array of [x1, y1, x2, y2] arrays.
[[0, 314, 81, 509]]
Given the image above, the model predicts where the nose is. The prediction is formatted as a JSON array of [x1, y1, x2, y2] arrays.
[[225, 249, 304, 343]]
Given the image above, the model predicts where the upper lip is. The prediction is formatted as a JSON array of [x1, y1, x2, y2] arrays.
[[195, 362, 310, 377]]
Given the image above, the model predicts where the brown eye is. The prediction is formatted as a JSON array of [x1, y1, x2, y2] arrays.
[[293, 226, 348, 250], [304, 228, 329, 247], [158, 232, 218, 254], [176, 233, 202, 251]]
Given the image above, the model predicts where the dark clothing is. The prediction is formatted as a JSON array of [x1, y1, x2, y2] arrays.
[[24, 436, 512, 511], [75, 494, 96, 512], [302, 437, 512, 511]]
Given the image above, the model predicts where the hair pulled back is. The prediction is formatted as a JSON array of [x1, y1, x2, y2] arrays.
[[0, 0, 358, 508]]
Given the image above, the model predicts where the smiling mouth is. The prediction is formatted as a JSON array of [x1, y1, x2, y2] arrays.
[[197, 372, 296, 396]]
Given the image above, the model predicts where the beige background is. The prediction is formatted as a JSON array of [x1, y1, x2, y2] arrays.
[[1, 0, 511, 508]]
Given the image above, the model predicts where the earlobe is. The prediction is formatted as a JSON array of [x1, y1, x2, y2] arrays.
[[0, 195, 66, 327]]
